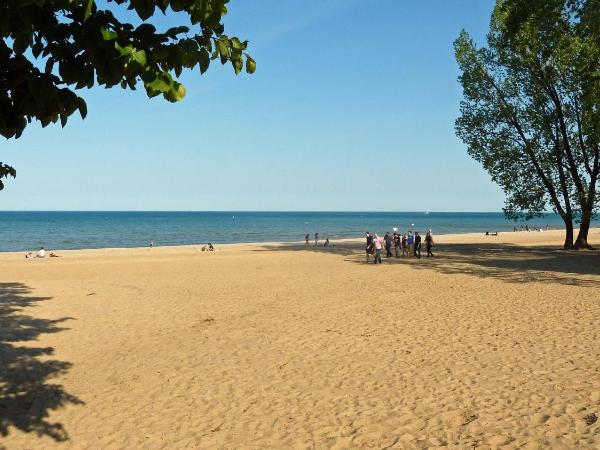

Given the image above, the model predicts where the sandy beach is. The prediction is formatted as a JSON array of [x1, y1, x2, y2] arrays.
[[1, 228, 599, 449]]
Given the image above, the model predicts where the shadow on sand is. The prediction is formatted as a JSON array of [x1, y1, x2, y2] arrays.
[[0, 282, 82, 444], [253, 241, 600, 287]]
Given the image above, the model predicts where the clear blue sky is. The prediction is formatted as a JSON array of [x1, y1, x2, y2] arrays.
[[1, 0, 502, 211]]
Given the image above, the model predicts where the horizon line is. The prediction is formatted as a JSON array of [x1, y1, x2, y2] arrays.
[[0, 209, 557, 214]]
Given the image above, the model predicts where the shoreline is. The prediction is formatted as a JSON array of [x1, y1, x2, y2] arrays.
[[2, 227, 598, 258]]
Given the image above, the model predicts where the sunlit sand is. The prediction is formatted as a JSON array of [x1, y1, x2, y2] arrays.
[[1, 229, 599, 448]]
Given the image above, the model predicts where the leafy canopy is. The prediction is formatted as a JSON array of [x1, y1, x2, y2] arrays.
[[1, 0, 255, 189], [1, 0, 255, 139]]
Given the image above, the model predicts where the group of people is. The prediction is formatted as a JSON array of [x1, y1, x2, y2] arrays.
[[513, 224, 549, 232], [25, 247, 59, 258], [365, 229, 434, 264], [305, 233, 330, 247]]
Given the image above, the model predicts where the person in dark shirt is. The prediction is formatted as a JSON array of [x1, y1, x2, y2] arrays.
[[414, 232, 422, 258], [425, 231, 434, 257], [401, 234, 408, 257], [305, 233, 309, 246], [365, 231, 374, 263], [384, 232, 392, 257]]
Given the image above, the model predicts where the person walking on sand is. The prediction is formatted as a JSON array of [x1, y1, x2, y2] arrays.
[[406, 231, 414, 258], [305, 233, 309, 246], [414, 232, 422, 258], [373, 233, 383, 264], [384, 232, 392, 257], [365, 231, 374, 263], [401, 233, 408, 257], [314, 232, 319, 247], [425, 231, 434, 257]]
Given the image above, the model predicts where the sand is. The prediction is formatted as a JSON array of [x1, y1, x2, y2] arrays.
[[1, 229, 599, 449]]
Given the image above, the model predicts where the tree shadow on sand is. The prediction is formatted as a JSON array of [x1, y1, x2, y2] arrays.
[[252, 241, 600, 287], [0, 282, 82, 444]]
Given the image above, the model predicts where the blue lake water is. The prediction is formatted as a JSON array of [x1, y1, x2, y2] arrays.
[[0, 211, 580, 252]]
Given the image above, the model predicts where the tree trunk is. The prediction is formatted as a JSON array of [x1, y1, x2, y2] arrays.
[[574, 180, 596, 250], [574, 208, 593, 249], [563, 214, 574, 249]]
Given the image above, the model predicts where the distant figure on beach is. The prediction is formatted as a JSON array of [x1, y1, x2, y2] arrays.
[[25, 252, 33, 259], [208, 243, 214, 251], [305, 233, 309, 246], [384, 232, 392, 257], [425, 231, 434, 257], [314, 232, 319, 247], [37, 247, 45, 258], [525, 224, 529, 232], [365, 232, 374, 263], [150, 241, 154, 248], [324, 238, 330, 247], [401, 234, 408, 257], [393, 231, 401, 257], [373, 233, 383, 264], [407, 232, 414, 258], [414, 232, 422, 258]]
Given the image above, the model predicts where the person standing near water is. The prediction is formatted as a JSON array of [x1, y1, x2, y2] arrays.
[[414, 232, 422, 258], [393, 231, 401, 257], [314, 232, 319, 247], [305, 234, 309, 246], [373, 233, 383, 264], [365, 232, 374, 263], [407, 231, 414, 258], [402, 234, 408, 257], [425, 231, 434, 257], [384, 232, 392, 257]]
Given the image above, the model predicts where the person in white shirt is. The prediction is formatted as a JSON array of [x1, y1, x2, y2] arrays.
[[37, 247, 45, 258]]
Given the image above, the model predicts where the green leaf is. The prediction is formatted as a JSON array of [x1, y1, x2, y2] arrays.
[[198, 48, 210, 74], [230, 37, 243, 50], [84, 0, 94, 21], [165, 26, 189, 39], [135, 23, 157, 36], [134, 0, 155, 21], [174, 83, 186, 100], [246, 56, 256, 74], [217, 40, 229, 64], [132, 49, 147, 66], [101, 27, 117, 41], [146, 73, 173, 93], [115, 42, 134, 57], [164, 83, 186, 103], [233, 58, 242, 75], [77, 97, 88, 119]]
